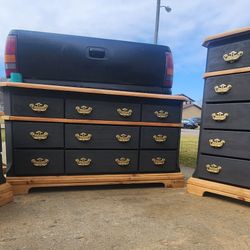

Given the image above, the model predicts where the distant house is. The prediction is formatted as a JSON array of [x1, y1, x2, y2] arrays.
[[177, 94, 202, 119]]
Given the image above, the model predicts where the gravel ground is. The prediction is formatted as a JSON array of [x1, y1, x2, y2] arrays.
[[0, 166, 249, 250]]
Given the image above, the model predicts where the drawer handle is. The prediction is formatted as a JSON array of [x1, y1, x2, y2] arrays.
[[154, 110, 168, 119], [211, 112, 229, 121], [152, 157, 166, 166], [117, 108, 133, 117], [116, 134, 131, 142], [223, 50, 243, 63], [75, 105, 93, 115], [75, 157, 92, 167], [214, 84, 232, 94], [75, 132, 92, 142], [29, 103, 48, 112], [206, 164, 222, 174], [31, 158, 49, 167], [30, 131, 49, 140], [153, 134, 167, 143], [209, 138, 225, 148], [115, 157, 130, 166]]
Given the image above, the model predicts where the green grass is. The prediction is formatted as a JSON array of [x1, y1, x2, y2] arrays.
[[1, 128, 5, 142], [180, 134, 199, 168]]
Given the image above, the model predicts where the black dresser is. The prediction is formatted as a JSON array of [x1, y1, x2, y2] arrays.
[[1, 82, 186, 194], [188, 27, 250, 202]]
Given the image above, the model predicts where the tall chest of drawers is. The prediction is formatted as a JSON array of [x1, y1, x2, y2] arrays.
[[188, 27, 250, 202], [1, 82, 186, 194]]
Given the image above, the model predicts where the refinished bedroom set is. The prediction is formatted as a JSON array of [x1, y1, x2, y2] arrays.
[[0, 27, 250, 207]]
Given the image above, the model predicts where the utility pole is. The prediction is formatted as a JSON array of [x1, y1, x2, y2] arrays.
[[154, 0, 172, 44], [154, 0, 161, 44]]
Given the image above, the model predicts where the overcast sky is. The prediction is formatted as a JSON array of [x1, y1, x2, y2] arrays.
[[1, 0, 250, 100]]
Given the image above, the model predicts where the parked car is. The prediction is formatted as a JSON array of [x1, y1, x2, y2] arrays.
[[182, 119, 198, 129], [5, 30, 173, 94], [190, 117, 201, 126]]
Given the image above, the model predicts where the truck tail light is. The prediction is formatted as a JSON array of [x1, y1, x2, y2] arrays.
[[5, 35, 18, 78], [163, 51, 173, 88]]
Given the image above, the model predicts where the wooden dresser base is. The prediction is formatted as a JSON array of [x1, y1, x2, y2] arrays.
[[187, 177, 250, 202], [7, 173, 185, 195], [0, 183, 13, 206]]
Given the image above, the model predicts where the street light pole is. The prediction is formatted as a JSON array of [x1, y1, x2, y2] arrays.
[[154, 0, 161, 44], [154, 0, 172, 44]]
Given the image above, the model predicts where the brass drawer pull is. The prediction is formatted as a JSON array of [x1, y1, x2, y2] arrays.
[[116, 134, 131, 142], [209, 138, 225, 148], [223, 50, 243, 63], [206, 164, 222, 174], [31, 158, 49, 167], [154, 110, 168, 119], [153, 134, 167, 143], [117, 108, 133, 117], [115, 157, 130, 166], [30, 131, 48, 140], [29, 103, 48, 112], [75, 132, 92, 142], [214, 84, 232, 94], [75, 157, 92, 167], [152, 157, 166, 166], [211, 112, 229, 121], [75, 105, 93, 115]]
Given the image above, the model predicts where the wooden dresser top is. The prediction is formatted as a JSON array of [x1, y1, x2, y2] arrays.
[[203, 26, 250, 47], [0, 82, 187, 101]]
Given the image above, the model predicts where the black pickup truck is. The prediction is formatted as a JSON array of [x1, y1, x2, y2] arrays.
[[5, 30, 173, 94]]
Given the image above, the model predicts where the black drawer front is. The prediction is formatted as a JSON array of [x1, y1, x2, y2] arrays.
[[139, 150, 178, 173], [13, 122, 64, 148], [203, 103, 250, 130], [194, 155, 250, 188], [14, 149, 64, 176], [65, 98, 140, 121], [11, 93, 64, 118], [206, 39, 250, 72], [141, 100, 182, 123], [141, 127, 180, 149], [65, 124, 139, 149], [200, 130, 250, 160], [204, 73, 250, 102], [65, 150, 138, 174]]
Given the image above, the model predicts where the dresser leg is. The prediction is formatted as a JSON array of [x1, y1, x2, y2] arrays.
[[12, 185, 30, 195], [187, 178, 250, 202], [0, 183, 13, 206], [163, 179, 185, 188], [186, 184, 205, 197]]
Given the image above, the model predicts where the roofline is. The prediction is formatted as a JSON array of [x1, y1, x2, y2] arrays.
[[176, 94, 195, 102], [183, 103, 202, 110]]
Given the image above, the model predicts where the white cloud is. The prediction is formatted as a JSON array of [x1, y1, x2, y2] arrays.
[[1, 0, 250, 98]]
